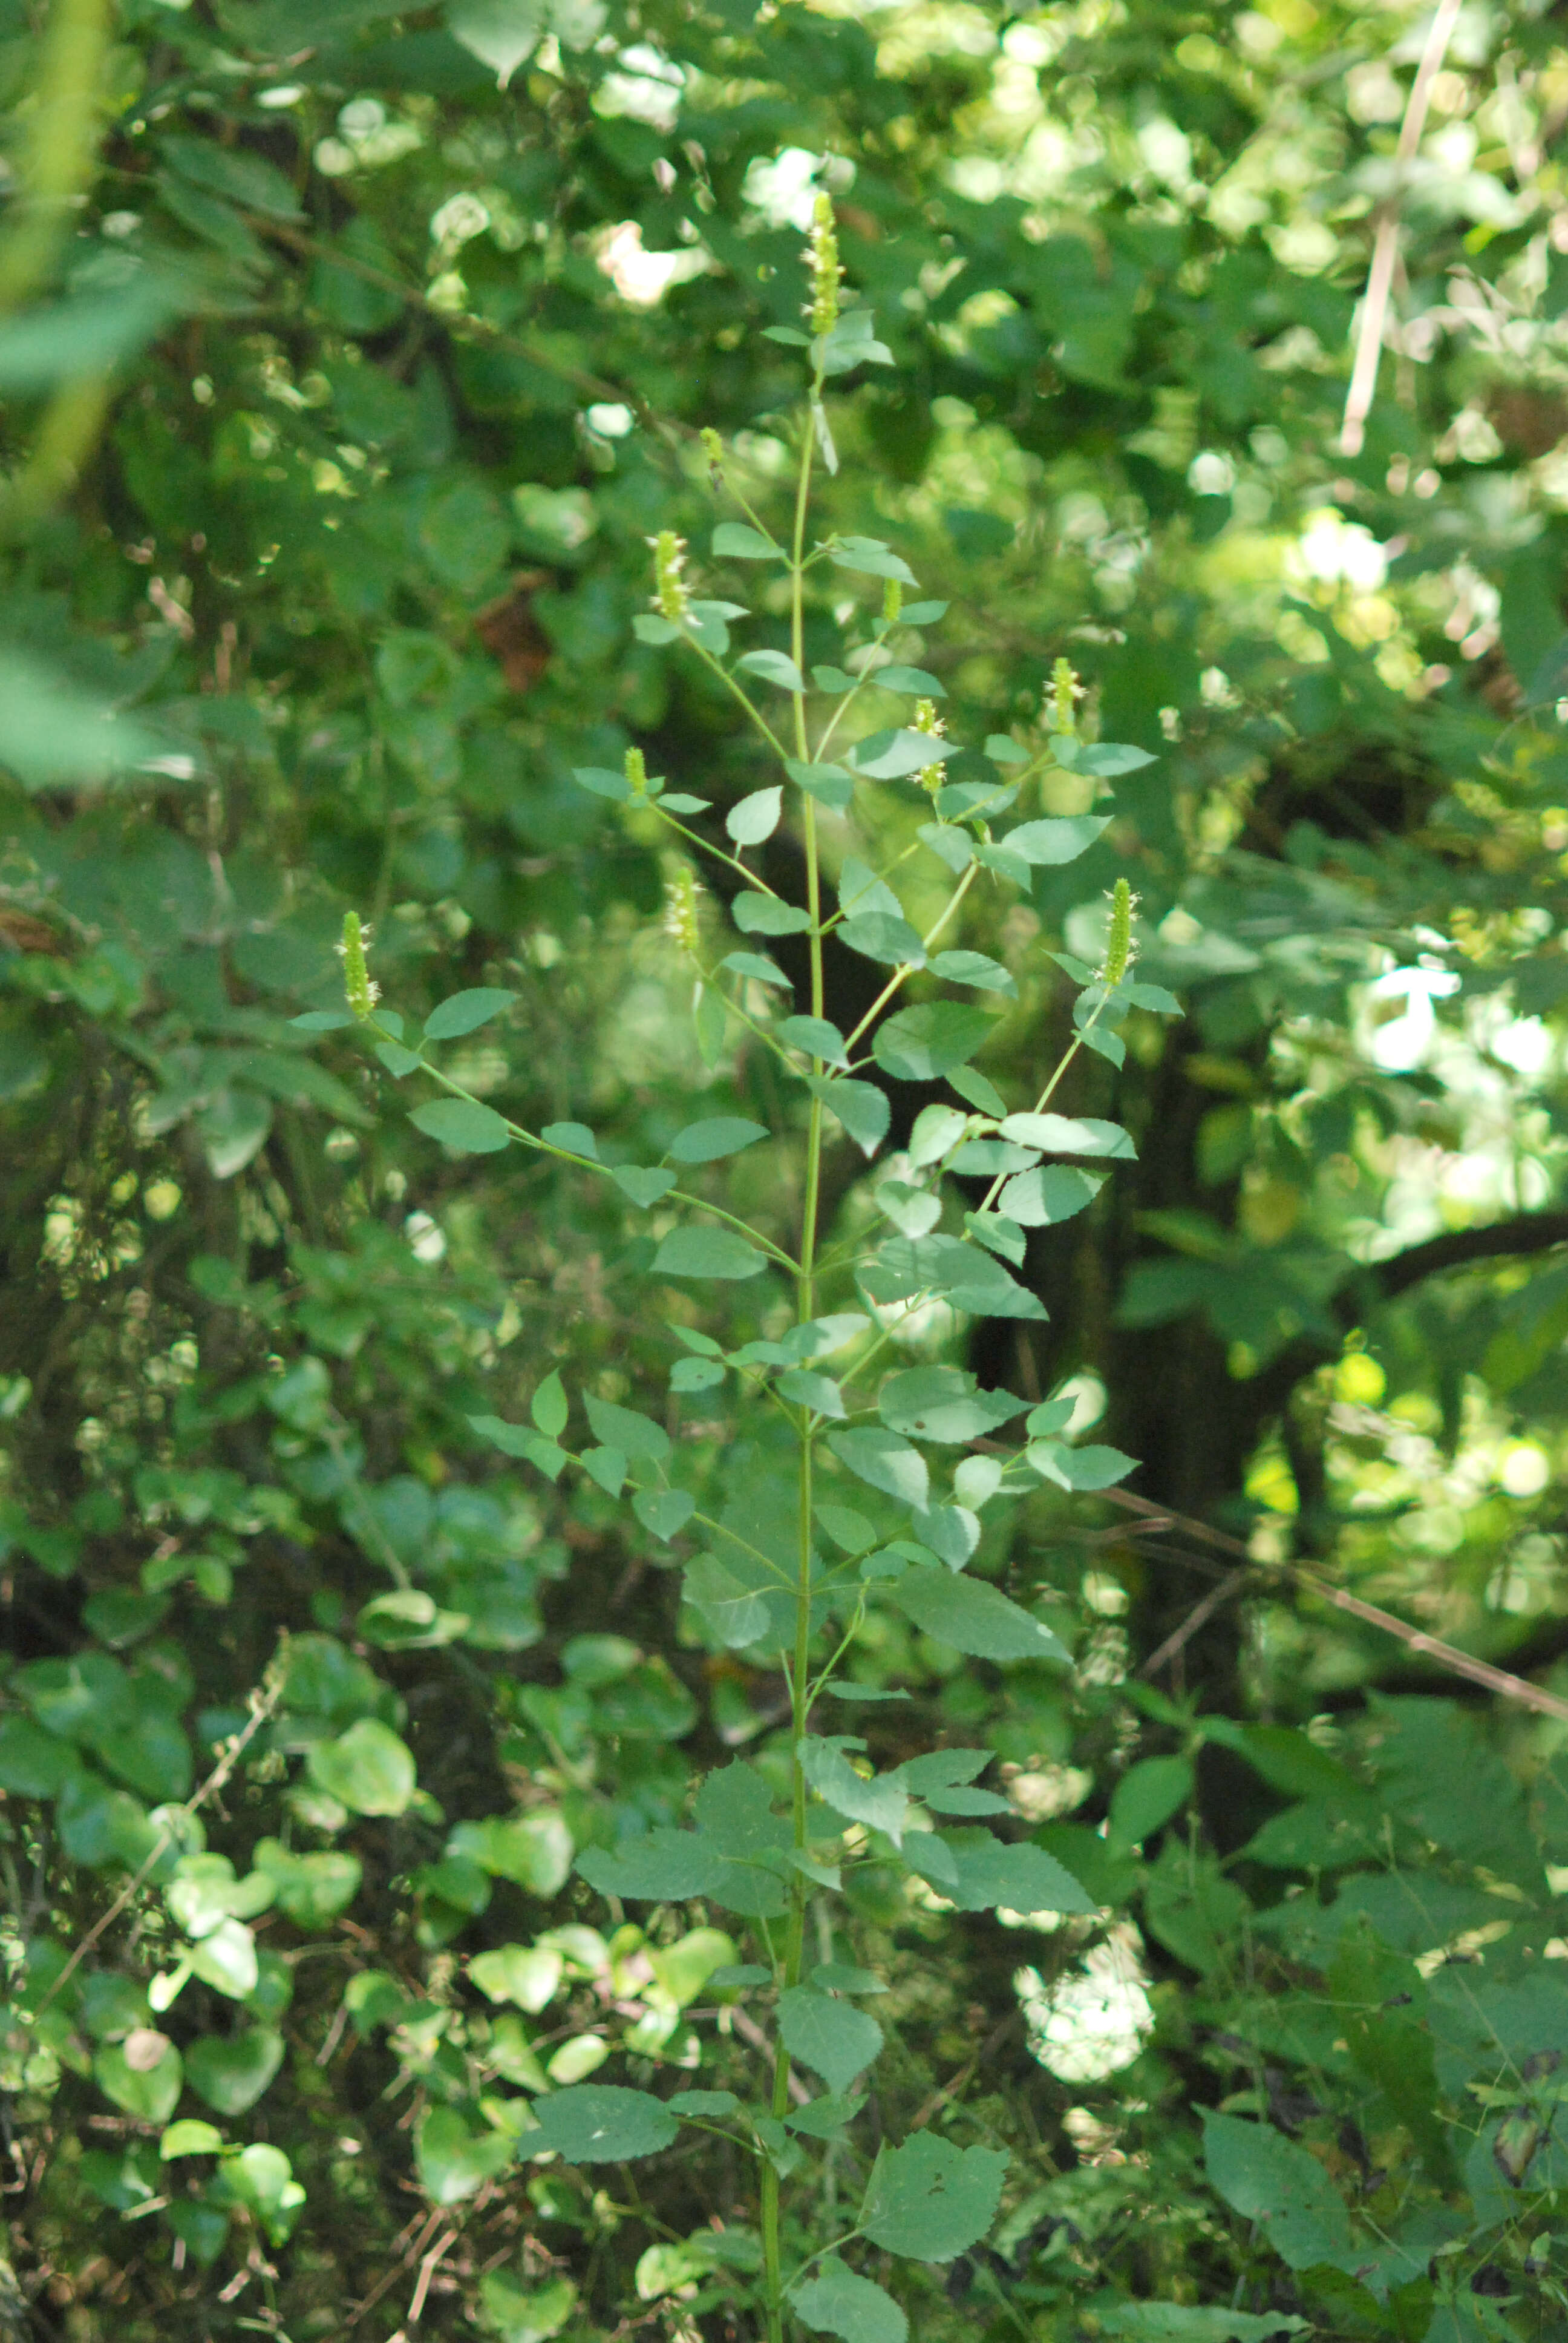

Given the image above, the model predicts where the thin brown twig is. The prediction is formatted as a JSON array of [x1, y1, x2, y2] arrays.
[[1097, 1485, 1568, 1725], [1138, 1567, 1252, 1679], [1339, 0, 1465, 456], [33, 1642, 288, 2017], [407, 2227, 459, 2322]]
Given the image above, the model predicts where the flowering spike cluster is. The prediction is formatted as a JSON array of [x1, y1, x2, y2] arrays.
[[625, 746, 648, 796], [664, 868, 702, 954], [650, 529, 689, 622], [1050, 657, 1083, 736], [1100, 877, 1137, 986], [913, 696, 946, 796], [807, 191, 842, 338], [338, 911, 379, 1019], [699, 427, 724, 477], [882, 577, 903, 626]]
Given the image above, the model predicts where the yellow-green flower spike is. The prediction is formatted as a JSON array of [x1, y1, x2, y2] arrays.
[[1101, 877, 1136, 986], [664, 868, 702, 954], [913, 696, 946, 796], [625, 746, 648, 796], [807, 191, 842, 338], [699, 427, 724, 473], [1050, 656, 1082, 736], [338, 911, 379, 1020], [650, 529, 689, 621], [882, 577, 903, 625]]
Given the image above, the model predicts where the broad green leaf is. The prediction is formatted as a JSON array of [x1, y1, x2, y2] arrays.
[[446, 0, 547, 85], [668, 2087, 743, 2116], [189, 1917, 259, 1999], [778, 1014, 849, 1066], [96, 2034, 183, 2126], [873, 664, 945, 696], [524, 2085, 679, 2163], [806, 1075, 889, 1156], [998, 1165, 1103, 1225], [613, 1165, 679, 1209], [252, 1841, 362, 1928], [185, 2028, 285, 2115], [817, 1504, 878, 1553], [861, 2133, 1009, 2261], [907, 1104, 968, 1167], [532, 1372, 568, 1438], [849, 728, 959, 779], [584, 1395, 670, 1462], [0, 1715, 79, 1796], [633, 1487, 696, 1541], [449, 1812, 573, 1895], [163, 131, 304, 217], [840, 912, 926, 967], [736, 649, 806, 692], [653, 1227, 768, 1280], [721, 950, 790, 987], [778, 1986, 884, 2093], [792, 2259, 908, 2343], [417, 2105, 514, 2203], [875, 1182, 941, 1239], [409, 1098, 512, 1155], [800, 1735, 910, 1840], [909, 1829, 1096, 1913], [1202, 2113, 1356, 2272], [683, 1555, 772, 1648], [1108, 1755, 1194, 1849], [670, 1355, 725, 1393], [306, 1720, 417, 1816], [984, 732, 1028, 763], [212, 2140, 305, 2245], [827, 1429, 929, 1510], [734, 893, 813, 935], [541, 1121, 597, 1158], [161, 2120, 224, 2160], [0, 646, 168, 790], [713, 522, 784, 559], [573, 764, 632, 800], [0, 278, 185, 393], [884, 1567, 1069, 1663], [829, 537, 918, 585], [1002, 816, 1111, 863], [877, 1366, 1026, 1444], [927, 949, 1016, 994], [470, 1943, 564, 2012], [1071, 741, 1157, 775], [667, 1116, 768, 1162], [777, 1368, 846, 1417], [914, 1502, 981, 1569], [999, 1113, 1135, 1158], [727, 786, 784, 845], [467, 1415, 566, 1479], [1028, 1441, 1138, 1491], [873, 1003, 995, 1083], [423, 988, 518, 1040], [1100, 2310, 1308, 2339], [786, 758, 856, 810], [479, 2270, 579, 2343], [578, 1827, 728, 1901]]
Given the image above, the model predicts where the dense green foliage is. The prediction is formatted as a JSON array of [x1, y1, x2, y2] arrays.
[[7, 0, 1568, 2337]]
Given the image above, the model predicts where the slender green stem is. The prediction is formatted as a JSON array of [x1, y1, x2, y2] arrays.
[[365, 1021, 802, 1275], [652, 802, 786, 898], [838, 859, 981, 1054]]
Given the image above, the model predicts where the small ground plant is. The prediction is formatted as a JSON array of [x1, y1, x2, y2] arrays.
[[311, 198, 1175, 2341]]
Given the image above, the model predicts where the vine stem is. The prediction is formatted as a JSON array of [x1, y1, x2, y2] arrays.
[[762, 364, 826, 2343]]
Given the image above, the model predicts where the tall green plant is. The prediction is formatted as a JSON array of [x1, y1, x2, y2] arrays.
[[309, 198, 1177, 2341]]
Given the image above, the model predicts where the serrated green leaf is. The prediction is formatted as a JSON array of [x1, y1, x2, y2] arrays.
[[792, 2259, 908, 2343], [877, 1366, 1026, 1444], [466, 1415, 566, 1479], [861, 2133, 1009, 2262], [806, 1075, 889, 1156], [1002, 816, 1111, 864], [840, 912, 926, 968], [800, 1735, 910, 1840], [998, 1165, 1103, 1225], [778, 1014, 849, 1066], [612, 1165, 679, 1209], [721, 950, 791, 988], [884, 1567, 1068, 1662], [1202, 2113, 1356, 2272], [829, 538, 917, 586], [927, 949, 1015, 994], [827, 1429, 929, 1510], [1000, 1112, 1135, 1157], [909, 1828, 1096, 1914], [873, 1003, 994, 1083], [779, 1985, 885, 2093], [683, 1555, 771, 1648], [849, 727, 959, 779], [736, 649, 806, 692]]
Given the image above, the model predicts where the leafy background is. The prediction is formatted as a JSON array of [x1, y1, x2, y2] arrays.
[[5, 0, 1568, 2335]]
